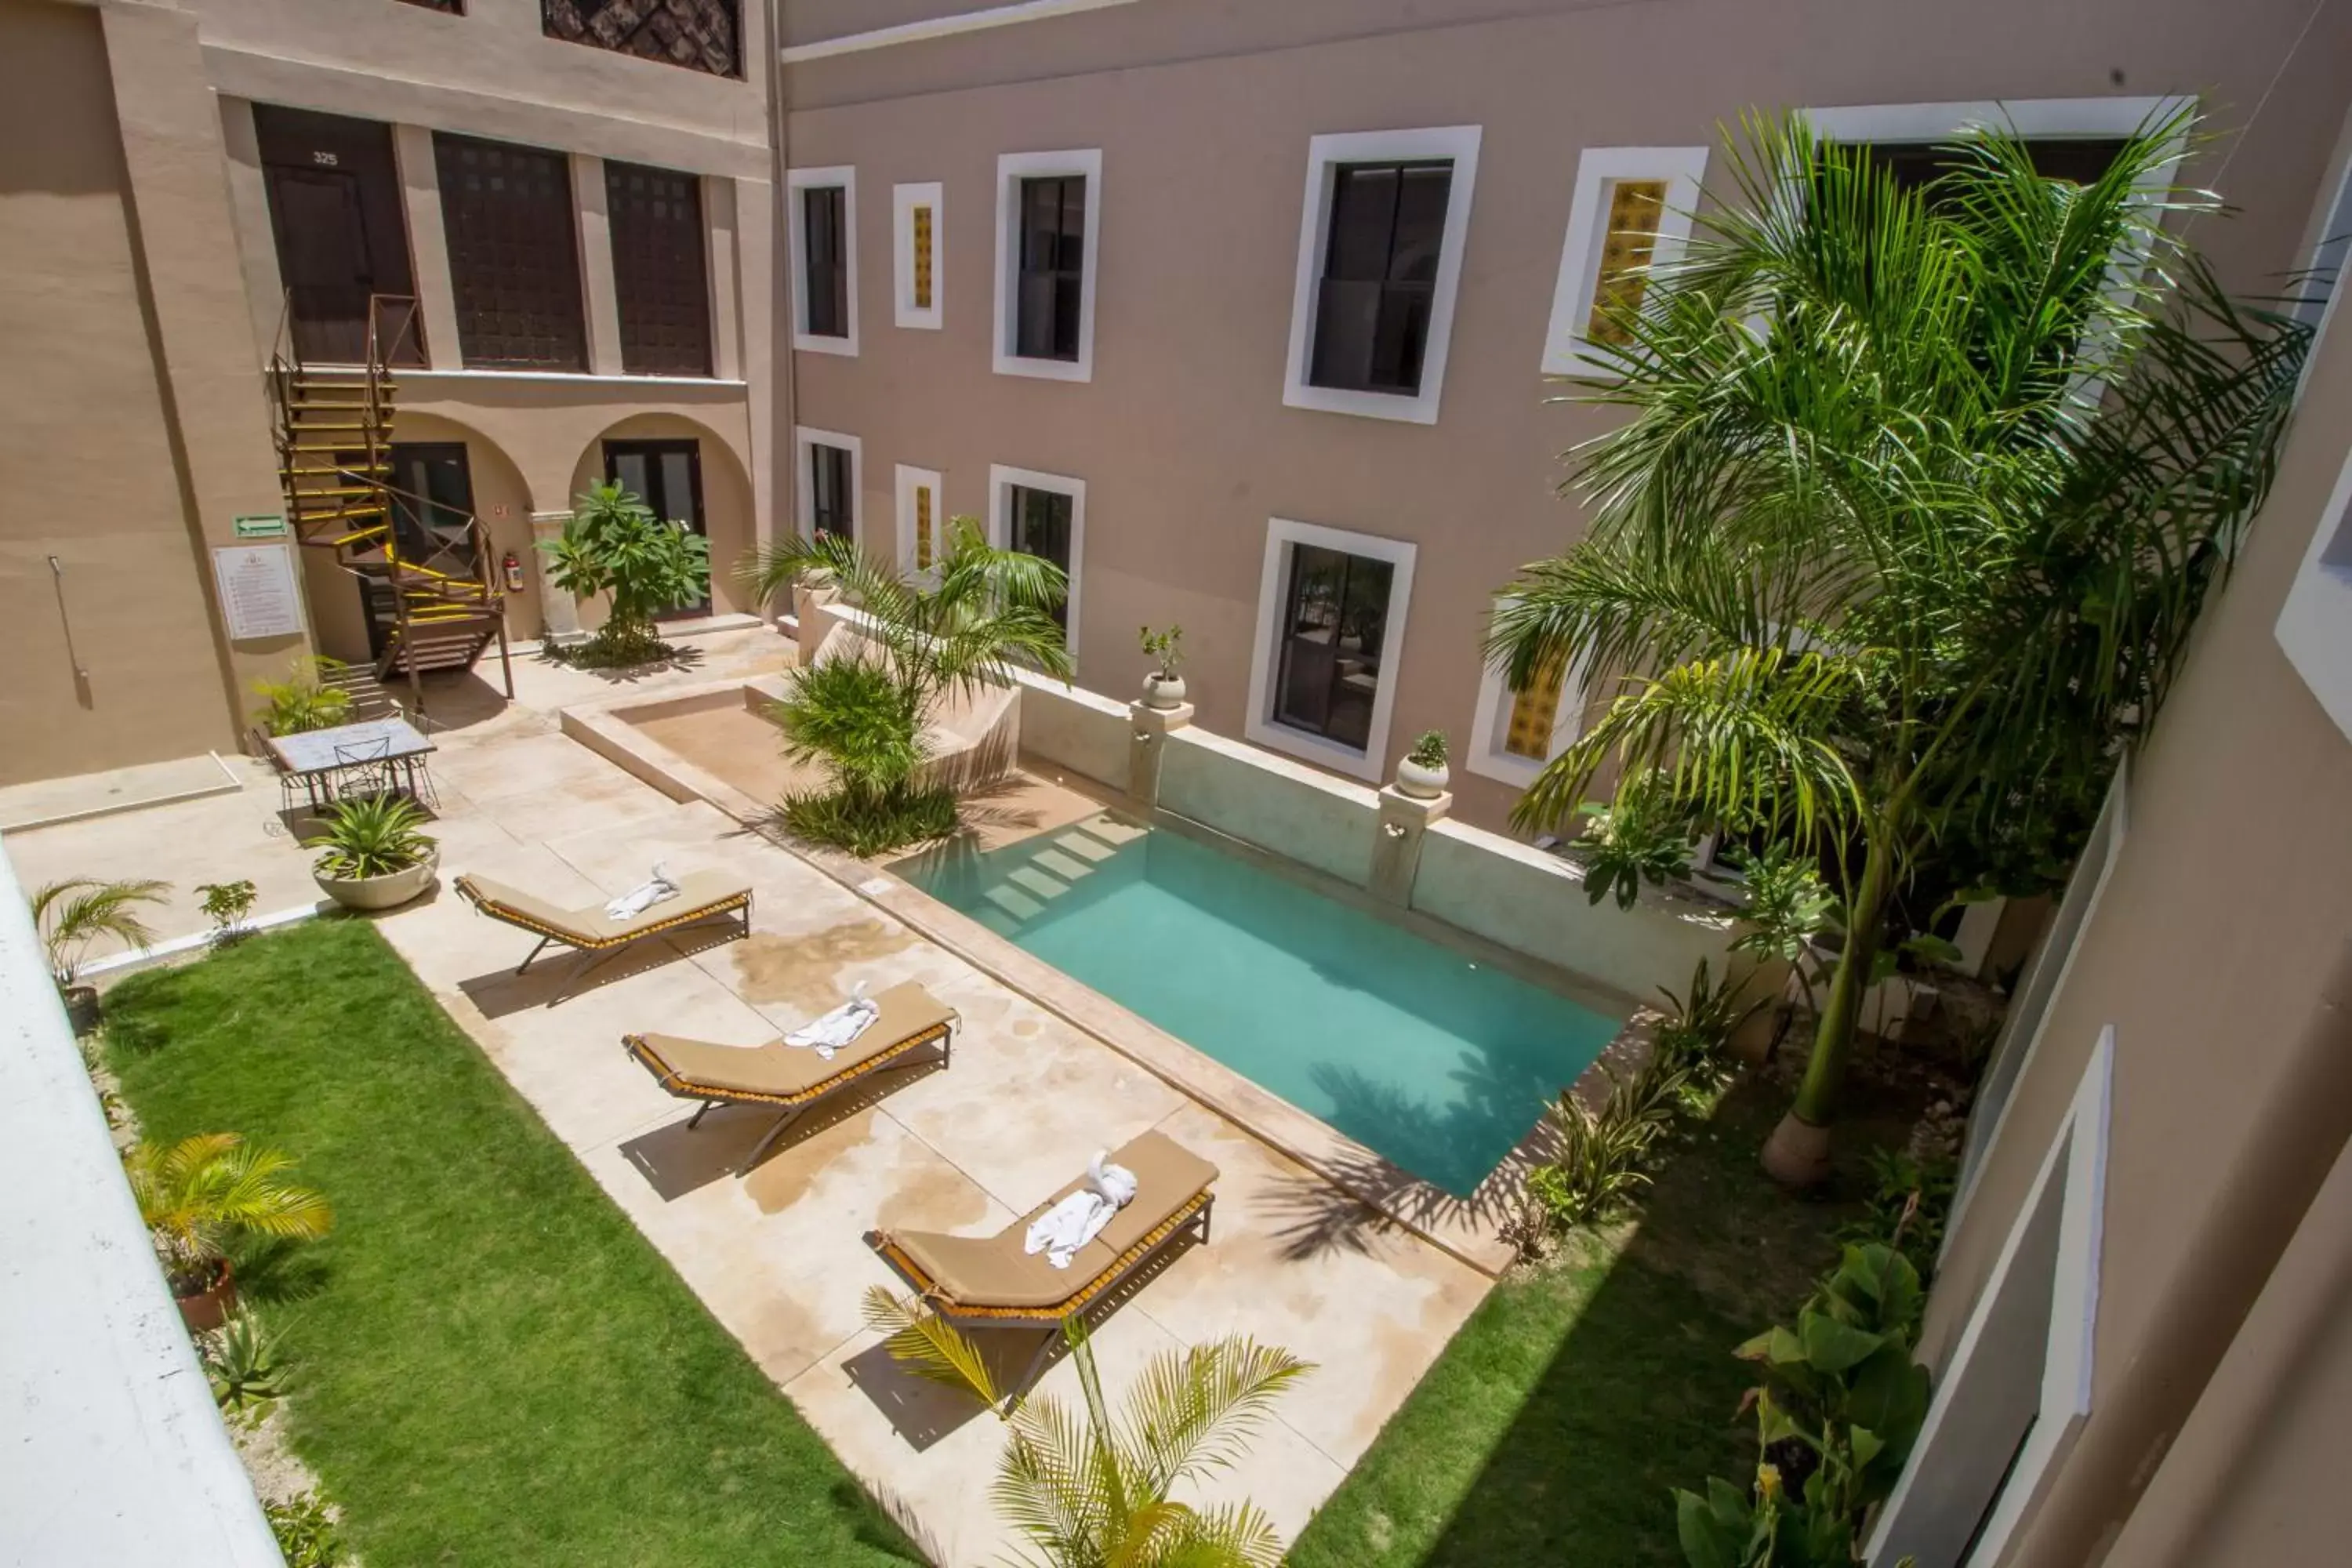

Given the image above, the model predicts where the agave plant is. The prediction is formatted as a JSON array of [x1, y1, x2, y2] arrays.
[[31, 877, 169, 989], [203, 1309, 292, 1421], [302, 794, 436, 880], [863, 1288, 1313, 1566], [124, 1132, 332, 1294]]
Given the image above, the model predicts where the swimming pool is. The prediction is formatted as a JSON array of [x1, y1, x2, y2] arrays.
[[897, 815, 1626, 1197]]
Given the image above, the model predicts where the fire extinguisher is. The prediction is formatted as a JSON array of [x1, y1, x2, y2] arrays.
[[501, 550, 524, 593]]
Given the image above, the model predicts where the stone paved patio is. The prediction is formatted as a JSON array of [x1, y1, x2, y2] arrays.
[[8, 628, 1492, 1565]]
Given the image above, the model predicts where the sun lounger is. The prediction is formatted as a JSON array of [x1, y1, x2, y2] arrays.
[[871, 1131, 1218, 1388], [623, 980, 959, 1172], [453, 869, 753, 1001]]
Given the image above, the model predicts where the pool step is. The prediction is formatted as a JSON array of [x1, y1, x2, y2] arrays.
[[971, 814, 1138, 931]]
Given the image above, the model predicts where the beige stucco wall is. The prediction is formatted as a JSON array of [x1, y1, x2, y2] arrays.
[[0, 0, 303, 784], [1919, 248, 2352, 1562], [777, 0, 2352, 835]]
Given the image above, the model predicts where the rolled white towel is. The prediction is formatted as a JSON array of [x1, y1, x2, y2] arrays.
[[605, 862, 681, 922], [1087, 1149, 1138, 1208], [785, 979, 878, 1061]]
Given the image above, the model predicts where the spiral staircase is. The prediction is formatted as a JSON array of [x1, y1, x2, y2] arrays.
[[264, 295, 513, 716]]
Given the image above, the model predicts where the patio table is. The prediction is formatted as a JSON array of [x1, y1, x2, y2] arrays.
[[267, 717, 437, 811]]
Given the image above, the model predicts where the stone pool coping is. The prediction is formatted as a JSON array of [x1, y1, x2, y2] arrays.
[[562, 677, 1663, 1277]]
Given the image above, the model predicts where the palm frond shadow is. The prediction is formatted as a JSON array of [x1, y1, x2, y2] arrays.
[[1259, 1059, 1567, 1263]]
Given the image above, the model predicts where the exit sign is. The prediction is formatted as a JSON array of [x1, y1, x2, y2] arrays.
[[234, 514, 289, 539]]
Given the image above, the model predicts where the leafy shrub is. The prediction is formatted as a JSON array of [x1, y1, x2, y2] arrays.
[[771, 656, 960, 856], [302, 795, 435, 880], [1576, 775, 1695, 909], [1524, 1056, 1689, 1235], [1730, 844, 1836, 971], [265, 1492, 345, 1568], [539, 481, 710, 665], [1407, 728, 1449, 768], [202, 1309, 292, 1421], [251, 657, 353, 737], [1836, 1147, 1956, 1283], [1139, 622, 1186, 677], [777, 782, 959, 858], [1673, 1243, 1933, 1566], [196, 880, 258, 944], [1652, 957, 1760, 1083]]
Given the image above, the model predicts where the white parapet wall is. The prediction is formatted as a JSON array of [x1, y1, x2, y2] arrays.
[[1412, 817, 1740, 1004], [1157, 726, 1380, 888], [0, 839, 282, 1567]]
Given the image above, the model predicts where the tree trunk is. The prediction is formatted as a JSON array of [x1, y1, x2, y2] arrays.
[[1761, 831, 1895, 1188]]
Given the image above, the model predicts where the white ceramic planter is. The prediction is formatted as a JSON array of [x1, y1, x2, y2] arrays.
[[1396, 757, 1450, 799], [1142, 673, 1188, 710], [314, 847, 441, 912]]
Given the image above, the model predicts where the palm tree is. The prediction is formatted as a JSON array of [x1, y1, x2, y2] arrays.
[[1488, 111, 2310, 1184], [32, 877, 169, 990], [125, 1132, 333, 1294], [741, 515, 1075, 708], [863, 1288, 1313, 1566]]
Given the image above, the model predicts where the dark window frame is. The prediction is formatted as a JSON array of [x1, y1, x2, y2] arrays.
[[808, 442, 855, 543], [1306, 159, 1454, 397], [605, 160, 713, 376], [1013, 174, 1087, 363], [603, 437, 710, 615], [1271, 542, 1396, 753], [800, 183, 850, 340], [432, 131, 587, 372], [1004, 483, 1076, 633]]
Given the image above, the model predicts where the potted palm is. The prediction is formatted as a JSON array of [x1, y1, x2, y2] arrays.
[[125, 1133, 332, 1331], [1139, 622, 1187, 710], [303, 795, 439, 911], [31, 877, 168, 1033], [1396, 729, 1450, 798]]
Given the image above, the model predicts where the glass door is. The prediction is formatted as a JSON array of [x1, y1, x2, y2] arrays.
[[602, 438, 708, 616]]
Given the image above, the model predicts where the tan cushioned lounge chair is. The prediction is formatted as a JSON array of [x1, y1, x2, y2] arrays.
[[453, 869, 753, 1001], [624, 980, 958, 1172], [873, 1130, 1217, 1392]]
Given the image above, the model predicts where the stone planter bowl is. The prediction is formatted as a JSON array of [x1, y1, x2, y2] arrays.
[[1142, 673, 1188, 710], [1396, 757, 1450, 799], [314, 846, 441, 913]]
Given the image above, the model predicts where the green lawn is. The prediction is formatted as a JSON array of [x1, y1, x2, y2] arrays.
[[105, 920, 918, 1567], [1288, 1076, 1895, 1566]]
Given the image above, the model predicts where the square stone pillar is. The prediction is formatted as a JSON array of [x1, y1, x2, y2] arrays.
[[529, 512, 586, 645], [1128, 700, 1194, 808], [1370, 783, 1451, 907]]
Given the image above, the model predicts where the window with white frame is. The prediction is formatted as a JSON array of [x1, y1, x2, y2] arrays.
[[1244, 519, 1417, 779], [1467, 600, 1588, 786], [793, 426, 862, 544], [786, 166, 857, 354], [993, 150, 1100, 381], [1283, 126, 1480, 425], [1541, 147, 1707, 378], [1866, 1026, 2111, 1568], [895, 463, 944, 579], [987, 465, 1084, 656], [894, 181, 944, 330]]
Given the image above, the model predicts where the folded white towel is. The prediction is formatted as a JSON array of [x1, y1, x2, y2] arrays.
[[1024, 1149, 1138, 1269], [785, 980, 878, 1062], [605, 862, 681, 922]]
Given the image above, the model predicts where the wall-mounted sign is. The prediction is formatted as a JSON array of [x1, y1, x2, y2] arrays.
[[211, 543, 304, 641], [233, 512, 289, 539]]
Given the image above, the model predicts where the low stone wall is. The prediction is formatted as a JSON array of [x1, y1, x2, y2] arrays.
[[1011, 670, 1132, 793], [1158, 726, 1379, 888], [1412, 817, 1737, 1006]]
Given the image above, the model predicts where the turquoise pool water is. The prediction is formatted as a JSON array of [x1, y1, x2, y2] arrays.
[[898, 817, 1625, 1196]]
